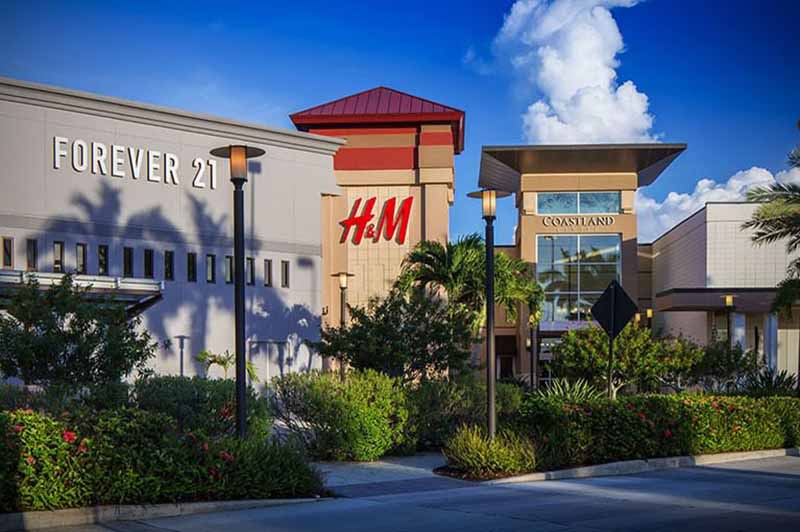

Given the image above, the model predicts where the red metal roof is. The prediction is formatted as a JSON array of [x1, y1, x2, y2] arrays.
[[290, 87, 465, 153]]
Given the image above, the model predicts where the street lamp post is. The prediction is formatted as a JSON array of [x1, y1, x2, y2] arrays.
[[468, 188, 510, 439], [526, 333, 535, 390], [724, 294, 735, 347], [645, 308, 653, 329], [333, 272, 354, 381], [209, 144, 265, 439]]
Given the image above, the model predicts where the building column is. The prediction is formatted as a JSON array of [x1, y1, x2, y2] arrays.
[[764, 313, 779, 370], [731, 312, 746, 350]]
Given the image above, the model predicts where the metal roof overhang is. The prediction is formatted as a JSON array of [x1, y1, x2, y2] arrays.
[[654, 287, 777, 313], [478, 143, 687, 192], [0, 271, 163, 318]]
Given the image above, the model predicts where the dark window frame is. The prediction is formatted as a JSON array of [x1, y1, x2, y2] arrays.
[[75, 243, 87, 274], [98, 244, 108, 276], [123, 247, 134, 278], [280, 260, 290, 288], [2, 237, 13, 269], [164, 250, 174, 281], [206, 254, 216, 284], [26, 239, 37, 272], [264, 259, 272, 287], [225, 255, 233, 284], [246, 257, 255, 285], [187, 252, 197, 282], [53, 241, 64, 273], [143, 248, 154, 279]]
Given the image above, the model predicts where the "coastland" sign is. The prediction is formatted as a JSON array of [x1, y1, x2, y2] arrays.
[[542, 215, 615, 228]]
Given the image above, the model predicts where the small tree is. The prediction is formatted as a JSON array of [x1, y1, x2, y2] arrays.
[[691, 341, 763, 393], [0, 275, 157, 386], [196, 349, 259, 382], [319, 289, 475, 383], [551, 324, 701, 399]]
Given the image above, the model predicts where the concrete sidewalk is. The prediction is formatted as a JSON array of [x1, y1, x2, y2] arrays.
[[314, 452, 472, 497]]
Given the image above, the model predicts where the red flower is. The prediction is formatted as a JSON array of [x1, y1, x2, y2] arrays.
[[727, 404, 736, 413], [13, 424, 24, 433], [62, 431, 77, 444], [208, 466, 221, 480], [219, 450, 234, 463], [25, 455, 35, 465], [732, 425, 741, 433], [637, 412, 647, 421], [711, 401, 720, 410], [78, 439, 89, 453], [663, 429, 673, 439]]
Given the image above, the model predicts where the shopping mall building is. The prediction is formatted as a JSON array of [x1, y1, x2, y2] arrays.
[[0, 77, 796, 386]]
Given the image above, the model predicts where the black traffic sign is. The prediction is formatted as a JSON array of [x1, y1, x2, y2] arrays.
[[591, 280, 637, 340]]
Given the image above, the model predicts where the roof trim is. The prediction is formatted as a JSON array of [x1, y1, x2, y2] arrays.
[[0, 77, 345, 156]]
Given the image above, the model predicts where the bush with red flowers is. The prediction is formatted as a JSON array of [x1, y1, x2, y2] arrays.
[[511, 394, 800, 472], [0, 408, 322, 513]]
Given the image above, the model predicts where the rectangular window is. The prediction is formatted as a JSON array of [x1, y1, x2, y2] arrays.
[[537, 192, 620, 215], [537, 234, 620, 322], [53, 241, 64, 273], [206, 254, 216, 283], [98, 244, 108, 275], [143, 249, 154, 279], [164, 250, 174, 281], [123, 247, 134, 277], [76, 243, 87, 274], [187, 252, 197, 282], [2, 237, 13, 269], [264, 259, 272, 287], [246, 257, 255, 285], [280, 260, 290, 288], [26, 239, 37, 272], [225, 255, 233, 284]]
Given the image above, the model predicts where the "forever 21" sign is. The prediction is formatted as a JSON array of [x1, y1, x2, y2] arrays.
[[52, 136, 220, 190]]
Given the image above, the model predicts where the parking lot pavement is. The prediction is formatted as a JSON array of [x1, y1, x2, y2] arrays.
[[40, 456, 800, 532]]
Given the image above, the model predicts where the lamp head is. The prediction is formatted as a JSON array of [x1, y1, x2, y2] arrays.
[[724, 294, 734, 308], [209, 145, 266, 181], [467, 189, 511, 219], [646, 308, 654, 319], [333, 272, 354, 290], [525, 337, 532, 349]]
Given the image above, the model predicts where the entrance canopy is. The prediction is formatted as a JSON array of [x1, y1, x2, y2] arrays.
[[478, 144, 687, 192], [0, 271, 163, 318], [655, 287, 777, 313]]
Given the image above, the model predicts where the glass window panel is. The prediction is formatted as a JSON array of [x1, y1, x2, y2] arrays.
[[543, 293, 575, 322], [579, 192, 620, 214], [579, 235, 620, 263], [578, 264, 619, 292], [537, 235, 578, 267], [537, 193, 577, 214], [578, 294, 601, 321]]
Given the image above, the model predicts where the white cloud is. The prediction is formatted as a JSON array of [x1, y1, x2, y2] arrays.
[[494, 0, 656, 143], [636, 167, 800, 242]]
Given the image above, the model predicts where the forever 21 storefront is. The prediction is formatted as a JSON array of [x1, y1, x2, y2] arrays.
[[477, 144, 686, 387]]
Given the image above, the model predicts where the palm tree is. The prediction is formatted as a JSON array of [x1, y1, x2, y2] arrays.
[[397, 234, 543, 333], [742, 122, 800, 316]]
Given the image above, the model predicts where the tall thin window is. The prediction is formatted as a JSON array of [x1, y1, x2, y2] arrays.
[[164, 250, 174, 281], [123, 247, 134, 277], [206, 254, 216, 283], [98, 244, 108, 275], [187, 252, 197, 282], [246, 257, 255, 285], [76, 243, 87, 274], [264, 259, 272, 287], [280, 260, 290, 288], [2, 237, 13, 269], [53, 241, 64, 273], [225, 255, 234, 284], [143, 249, 154, 279], [26, 239, 37, 272]]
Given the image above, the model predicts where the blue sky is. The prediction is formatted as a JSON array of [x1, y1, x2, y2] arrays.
[[1, 0, 797, 243]]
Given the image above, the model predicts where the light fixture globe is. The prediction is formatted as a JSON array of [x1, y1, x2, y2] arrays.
[[333, 271, 355, 290]]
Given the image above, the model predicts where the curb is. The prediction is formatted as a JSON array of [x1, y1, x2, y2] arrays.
[[485, 447, 800, 485], [0, 497, 322, 532]]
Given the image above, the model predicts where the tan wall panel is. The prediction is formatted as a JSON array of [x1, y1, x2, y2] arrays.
[[338, 133, 416, 148], [423, 184, 449, 243], [419, 145, 454, 169], [520, 173, 638, 192], [419, 167, 454, 185], [335, 169, 416, 186], [621, 190, 635, 213], [420, 124, 452, 133]]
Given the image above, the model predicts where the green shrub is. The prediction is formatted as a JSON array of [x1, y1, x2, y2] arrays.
[[512, 394, 800, 472], [403, 377, 522, 450], [0, 382, 131, 414], [743, 368, 798, 397], [536, 378, 604, 402], [133, 376, 270, 439], [443, 425, 536, 479], [270, 370, 408, 461], [0, 408, 321, 512]]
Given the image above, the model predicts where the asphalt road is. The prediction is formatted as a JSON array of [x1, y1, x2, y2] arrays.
[[48, 456, 800, 532]]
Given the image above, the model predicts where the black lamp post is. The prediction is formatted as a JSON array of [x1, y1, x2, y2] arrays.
[[209, 144, 265, 439], [646, 308, 653, 330], [333, 271, 354, 382], [723, 294, 735, 347], [468, 188, 509, 439]]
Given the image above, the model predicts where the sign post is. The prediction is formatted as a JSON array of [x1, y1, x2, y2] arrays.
[[590, 280, 638, 399]]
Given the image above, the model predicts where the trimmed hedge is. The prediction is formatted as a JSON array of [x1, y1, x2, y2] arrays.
[[0, 408, 322, 513], [512, 395, 800, 472], [270, 370, 408, 461]]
